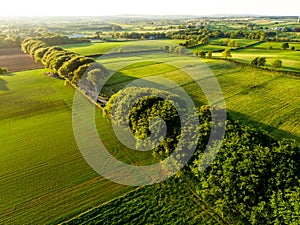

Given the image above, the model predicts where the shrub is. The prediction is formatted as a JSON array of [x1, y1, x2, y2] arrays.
[[0, 67, 8, 74]]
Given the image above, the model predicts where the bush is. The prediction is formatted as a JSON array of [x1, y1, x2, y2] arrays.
[[251, 57, 266, 67], [0, 67, 8, 74], [272, 59, 282, 70]]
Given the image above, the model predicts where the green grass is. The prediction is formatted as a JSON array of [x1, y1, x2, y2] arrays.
[[191, 44, 226, 52], [96, 52, 300, 143], [253, 41, 300, 50], [213, 47, 300, 73], [0, 69, 157, 224], [63, 40, 180, 56], [209, 38, 260, 47], [62, 42, 124, 55], [62, 177, 223, 225]]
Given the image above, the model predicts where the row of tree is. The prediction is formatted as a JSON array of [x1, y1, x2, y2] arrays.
[[21, 38, 95, 83]]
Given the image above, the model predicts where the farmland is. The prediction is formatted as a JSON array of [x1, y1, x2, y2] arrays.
[[0, 69, 157, 224], [1, 14, 300, 225], [94, 49, 300, 142], [0, 48, 43, 72]]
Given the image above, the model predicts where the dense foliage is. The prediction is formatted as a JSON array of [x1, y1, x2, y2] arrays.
[[103, 88, 300, 224], [21, 38, 96, 83], [0, 67, 8, 74]]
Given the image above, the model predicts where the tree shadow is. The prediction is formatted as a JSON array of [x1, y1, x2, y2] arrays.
[[228, 109, 300, 143], [0, 77, 9, 91]]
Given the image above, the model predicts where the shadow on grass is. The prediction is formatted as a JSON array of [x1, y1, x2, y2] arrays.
[[0, 73, 14, 91], [228, 109, 300, 143]]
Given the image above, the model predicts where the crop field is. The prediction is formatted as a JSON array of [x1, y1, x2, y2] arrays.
[[62, 177, 223, 225], [0, 69, 159, 224], [95, 50, 300, 142], [0, 48, 43, 72]]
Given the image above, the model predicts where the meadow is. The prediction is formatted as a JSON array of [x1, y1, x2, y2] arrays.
[[63, 40, 182, 56], [0, 69, 157, 224], [93, 49, 300, 142], [212, 44, 300, 73]]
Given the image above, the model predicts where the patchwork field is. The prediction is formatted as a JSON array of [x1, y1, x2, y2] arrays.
[[95, 50, 300, 142], [2, 39, 300, 224]]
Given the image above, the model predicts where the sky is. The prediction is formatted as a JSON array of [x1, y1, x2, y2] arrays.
[[1, 0, 299, 17]]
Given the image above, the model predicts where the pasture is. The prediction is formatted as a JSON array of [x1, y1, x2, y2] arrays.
[[214, 47, 300, 73], [0, 69, 157, 224], [95, 50, 300, 142], [63, 40, 181, 56]]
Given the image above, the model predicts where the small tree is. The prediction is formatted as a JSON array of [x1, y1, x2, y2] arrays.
[[222, 48, 232, 58], [207, 51, 213, 59], [272, 59, 282, 70], [0, 67, 8, 74], [251, 57, 259, 66], [198, 51, 206, 58], [282, 42, 289, 50], [257, 57, 266, 67]]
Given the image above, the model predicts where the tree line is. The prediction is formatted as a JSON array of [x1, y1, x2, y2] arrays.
[[21, 38, 107, 90]]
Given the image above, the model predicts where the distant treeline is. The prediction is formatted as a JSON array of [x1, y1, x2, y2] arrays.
[[0, 35, 21, 48], [35, 35, 90, 46], [111, 31, 169, 39], [0, 35, 89, 49]]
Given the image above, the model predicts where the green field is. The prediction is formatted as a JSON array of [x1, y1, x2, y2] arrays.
[[62, 177, 223, 225], [253, 41, 300, 50], [2, 39, 300, 224], [96, 51, 300, 142], [0, 69, 157, 224], [213, 47, 300, 73], [209, 38, 260, 47], [63, 40, 179, 56]]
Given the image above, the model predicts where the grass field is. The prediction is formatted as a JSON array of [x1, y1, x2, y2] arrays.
[[0, 69, 157, 224], [213, 47, 300, 73], [62, 177, 223, 225], [96, 51, 300, 142], [253, 41, 300, 50], [2, 40, 300, 224], [63, 40, 179, 56], [209, 38, 260, 47]]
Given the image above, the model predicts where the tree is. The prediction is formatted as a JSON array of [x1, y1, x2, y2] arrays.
[[222, 48, 232, 58], [0, 67, 8, 74], [282, 42, 289, 50], [251, 57, 259, 66], [207, 51, 213, 59], [197, 51, 206, 58], [258, 57, 266, 67], [272, 59, 282, 70]]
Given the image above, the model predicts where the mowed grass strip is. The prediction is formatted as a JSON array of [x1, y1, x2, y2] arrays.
[[0, 69, 155, 224]]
